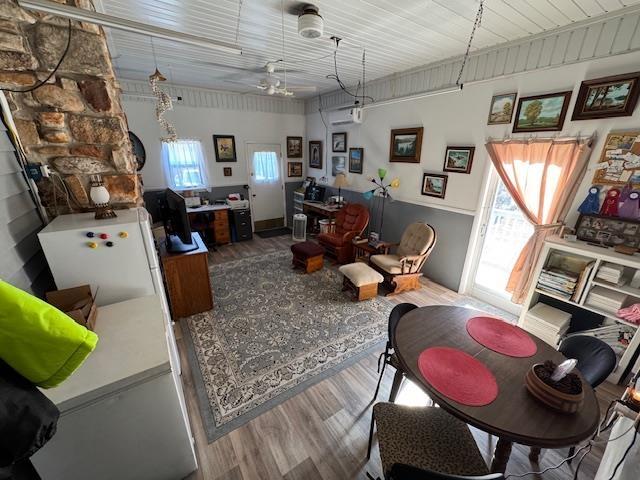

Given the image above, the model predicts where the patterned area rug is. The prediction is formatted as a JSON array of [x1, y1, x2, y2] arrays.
[[183, 250, 393, 442]]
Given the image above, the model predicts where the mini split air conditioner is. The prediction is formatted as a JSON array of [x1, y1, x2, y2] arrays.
[[330, 107, 363, 126]]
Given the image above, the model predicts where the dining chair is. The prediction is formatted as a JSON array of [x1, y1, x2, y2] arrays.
[[367, 403, 493, 480], [372, 303, 418, 402], [529, 335, 617, 462], [384, 463, 504, 480]]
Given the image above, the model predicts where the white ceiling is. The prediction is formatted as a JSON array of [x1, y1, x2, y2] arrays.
[[98, 0, 640, 98]]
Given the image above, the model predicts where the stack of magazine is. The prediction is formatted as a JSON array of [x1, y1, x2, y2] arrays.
[[536, 267, 579, 299]]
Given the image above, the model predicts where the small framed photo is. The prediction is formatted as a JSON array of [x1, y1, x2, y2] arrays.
[[223, 167, 232, 177], [213, 134, 237, 162], [309, 140, 322, 169], [488, 93, 516, 125], [443, 146, 475, 174], [421, 173, 448, 199], [288, 162, 303, 177], [332, 132, 347, 152], [286, 136, 303, 158], [348, 147, 363, 174], [331, 156, 346, 176], [390, 127, 423, 163], [513, 91, 572, 133], [572, 72, 640, 121]]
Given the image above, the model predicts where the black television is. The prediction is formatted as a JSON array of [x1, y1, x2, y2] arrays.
[[164, 189, 197, 253]]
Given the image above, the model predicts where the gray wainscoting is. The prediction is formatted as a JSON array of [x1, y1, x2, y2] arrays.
[[323, 186, 474, 291]]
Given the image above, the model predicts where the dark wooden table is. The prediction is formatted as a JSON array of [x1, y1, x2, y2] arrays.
[[393, 305, 600, 473]]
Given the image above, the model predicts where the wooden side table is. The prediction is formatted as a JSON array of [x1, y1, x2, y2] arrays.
[[159, 232, 213, 319], [352, 239, 393, 262]]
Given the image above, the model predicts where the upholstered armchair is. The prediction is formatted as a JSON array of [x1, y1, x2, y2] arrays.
[[317, 203, 369, 264], [370, 222, 436, 295]]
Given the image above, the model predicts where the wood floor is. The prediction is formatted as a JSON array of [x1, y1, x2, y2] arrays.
[[176, 235, 624, 480]]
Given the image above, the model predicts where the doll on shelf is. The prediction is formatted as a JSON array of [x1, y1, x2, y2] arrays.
[[600, 188, 621, 216]]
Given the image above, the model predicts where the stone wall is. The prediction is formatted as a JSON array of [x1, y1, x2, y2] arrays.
[[0, 0, 141, 216]]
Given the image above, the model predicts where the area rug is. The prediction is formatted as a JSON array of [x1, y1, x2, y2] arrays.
[[183, 249, 393, 442]]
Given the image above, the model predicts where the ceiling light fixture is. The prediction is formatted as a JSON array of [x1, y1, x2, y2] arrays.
[[17, 0, 242, 55], [297, 5, 323, 39]]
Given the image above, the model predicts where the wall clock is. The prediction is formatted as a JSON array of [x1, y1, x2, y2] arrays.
[[128, 131, 146, 171]]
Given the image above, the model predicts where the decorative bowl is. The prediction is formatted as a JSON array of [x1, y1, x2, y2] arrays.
[[525, 363, 584, 414]]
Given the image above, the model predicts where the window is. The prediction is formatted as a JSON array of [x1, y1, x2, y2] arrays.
[[161, 139, 209, 190], [252, 151, 280, 184]]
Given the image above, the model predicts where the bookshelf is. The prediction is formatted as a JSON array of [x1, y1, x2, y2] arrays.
[[519, 236, 640, 384]]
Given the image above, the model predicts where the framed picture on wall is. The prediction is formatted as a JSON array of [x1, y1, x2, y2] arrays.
[[443, 146, 475, 174], [286, 136, 303, 158], [332, 132, 347, 152], [223, 167, 232, 177], [487, 93, 517, 125], [309, 140, 322, 169], [389, 127, 423, 163], [512, 91, 572, 133], [288, 162, 303, 177], [348, 148, 363, 174], [332, 156, 346, 176], [213, 134, 237, 162], [421, 173, 448, 199], [572, 72, 640, 121]]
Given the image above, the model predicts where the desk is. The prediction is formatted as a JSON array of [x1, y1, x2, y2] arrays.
[[393, 305, 599, 473], [302, 200, 342, 218], [187, 204, 230, 245], [159, 232, 213, 318]]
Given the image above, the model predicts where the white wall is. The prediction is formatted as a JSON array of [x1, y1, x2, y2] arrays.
[[306, 50, 640, 220], [123, 100, 307, 190]]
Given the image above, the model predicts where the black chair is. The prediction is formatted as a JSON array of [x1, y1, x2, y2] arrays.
[[372, 303, 418, 402], [386, 464, 504, 480], [559, 335, 617, 388], [367, 403, 494, 480], [530, 335, 617, 462]]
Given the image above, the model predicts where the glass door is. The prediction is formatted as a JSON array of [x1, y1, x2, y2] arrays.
[[469, 170, 533, 315]]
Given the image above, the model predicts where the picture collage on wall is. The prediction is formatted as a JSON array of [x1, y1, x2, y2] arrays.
[[307, 133, 366, 177]]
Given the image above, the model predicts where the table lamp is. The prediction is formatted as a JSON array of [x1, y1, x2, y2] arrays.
[[333, 173, 349, 206]]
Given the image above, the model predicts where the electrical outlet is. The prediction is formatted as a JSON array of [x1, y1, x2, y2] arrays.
[[41, 165, 51, 178]]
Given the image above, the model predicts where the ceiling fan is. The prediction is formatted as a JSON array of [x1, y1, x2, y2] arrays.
[[252, 63, 316, 96]]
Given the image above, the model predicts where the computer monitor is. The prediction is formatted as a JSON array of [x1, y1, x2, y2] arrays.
[[164, 189, 197, 253]]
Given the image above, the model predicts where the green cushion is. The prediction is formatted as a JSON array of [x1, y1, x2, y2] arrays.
[[0, 280, 98, 388]]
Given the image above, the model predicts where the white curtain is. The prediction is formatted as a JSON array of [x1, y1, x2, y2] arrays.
[[253, 151, 280, 184], [162, 139, 209, 189]]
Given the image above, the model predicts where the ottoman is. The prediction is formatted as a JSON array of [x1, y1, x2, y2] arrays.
[[291, 241, 325, 273], [339, 262, 384, 301]]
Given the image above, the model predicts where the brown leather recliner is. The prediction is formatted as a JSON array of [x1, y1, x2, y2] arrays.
[[317, 203, 370, 264]]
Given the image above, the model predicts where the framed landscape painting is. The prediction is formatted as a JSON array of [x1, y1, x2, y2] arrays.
[[572, 72, 640, 120], [332, 156, 346, 176], [348, 148, 363, 174], [443, 146, 475, 174], [513, 91, 572, 133], [390, 127, 424, 163], [309, 141, 322, 169], [421, 173, 448, 199], [213, 135, 237, 162], [286, 136, 303, 158], [488, 93, 516, 125]]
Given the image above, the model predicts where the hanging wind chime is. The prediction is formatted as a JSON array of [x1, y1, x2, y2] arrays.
[[148, 38, 177, 142]]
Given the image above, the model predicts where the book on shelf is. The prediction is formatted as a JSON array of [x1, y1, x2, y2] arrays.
[[571, 262, 595, 303]]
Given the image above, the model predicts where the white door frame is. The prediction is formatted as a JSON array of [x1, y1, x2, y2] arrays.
[[245, 142, 288, 230], [460, 166, 523, 316]]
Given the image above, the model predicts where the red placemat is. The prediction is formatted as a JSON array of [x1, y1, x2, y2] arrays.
[[417, 347, 498, 406], [466, 316, 537, 358]]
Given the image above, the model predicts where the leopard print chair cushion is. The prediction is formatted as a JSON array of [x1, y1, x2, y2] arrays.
[[373, 403, 489, 478]]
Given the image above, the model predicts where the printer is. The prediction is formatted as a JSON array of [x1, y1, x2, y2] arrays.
[[225, 193, 250, 210]]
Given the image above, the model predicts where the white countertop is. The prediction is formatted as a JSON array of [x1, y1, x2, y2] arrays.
[[187, 204, 230, 213], [42, 295, 170, 412]]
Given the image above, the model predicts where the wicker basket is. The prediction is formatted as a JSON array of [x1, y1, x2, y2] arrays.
[[525, 364, 584, 414]]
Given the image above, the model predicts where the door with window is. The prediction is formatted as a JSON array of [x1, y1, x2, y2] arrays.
[[246, 143, 285, 231], [469, 169, 533, 314]]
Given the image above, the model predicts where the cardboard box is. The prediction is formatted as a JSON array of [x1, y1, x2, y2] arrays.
[[46, 285, 97, 330]]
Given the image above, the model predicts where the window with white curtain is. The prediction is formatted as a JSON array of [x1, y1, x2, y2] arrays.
[[161, 139, 209, 190], [252, 151, 280, 184]]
